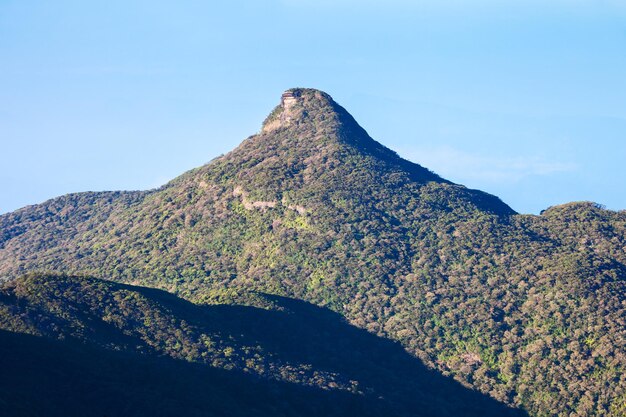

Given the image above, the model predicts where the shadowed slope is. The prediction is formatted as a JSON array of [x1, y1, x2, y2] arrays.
[[0, 330, 395, 417], [0, 273, 526, 417]]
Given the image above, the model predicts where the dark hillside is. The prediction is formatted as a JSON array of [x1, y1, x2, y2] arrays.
[[0, 273, 525, 417], [0, 330, 393, 417]]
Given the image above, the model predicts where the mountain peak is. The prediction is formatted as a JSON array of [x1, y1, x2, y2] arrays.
[[257, 87, 409, 161], [261, 88, 335, 133], [256, 87, 445, 185], [222, 88, 514, 216]]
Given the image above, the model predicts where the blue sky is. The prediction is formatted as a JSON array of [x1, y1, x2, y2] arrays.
[[1, 0, 625, 214]]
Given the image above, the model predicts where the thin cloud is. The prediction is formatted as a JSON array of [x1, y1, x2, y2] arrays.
[[403, 145, 578, 184], [280, 0, 625, 6], [278, 0, 626, 15]]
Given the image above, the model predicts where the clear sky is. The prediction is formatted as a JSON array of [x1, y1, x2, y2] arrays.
[[1, 0, 625, 214]]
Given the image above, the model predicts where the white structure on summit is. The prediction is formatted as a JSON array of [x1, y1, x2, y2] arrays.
[[281, 91, 297, 108]]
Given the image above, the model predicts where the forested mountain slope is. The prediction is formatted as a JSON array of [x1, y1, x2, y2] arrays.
[[0, 273, 524, 417], [1, 88, 625, 416]]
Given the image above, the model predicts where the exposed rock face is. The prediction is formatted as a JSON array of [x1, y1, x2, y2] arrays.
[[281, 90, 298, 108], [262, 88, 331, 133]]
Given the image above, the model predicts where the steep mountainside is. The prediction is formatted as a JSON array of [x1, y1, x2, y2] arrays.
[[1, 88, 625, 416]]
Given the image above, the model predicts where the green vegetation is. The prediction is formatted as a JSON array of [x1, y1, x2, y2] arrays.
[[0, 331, 392, 417], [0, 273, 523, 417], [0, 88, 625, 416]]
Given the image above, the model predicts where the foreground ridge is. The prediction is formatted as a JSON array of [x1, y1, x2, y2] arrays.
[[0, 273, 525, 417]]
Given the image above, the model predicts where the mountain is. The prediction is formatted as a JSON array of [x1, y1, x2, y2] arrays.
[[1, 88, 625, 416]]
